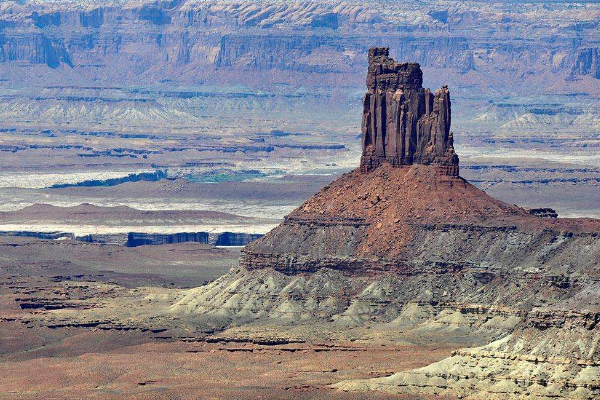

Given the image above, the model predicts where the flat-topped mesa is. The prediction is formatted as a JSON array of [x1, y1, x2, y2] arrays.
[[360, 47, 459, 176]]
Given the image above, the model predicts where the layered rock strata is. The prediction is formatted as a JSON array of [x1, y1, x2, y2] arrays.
[[222, 173, 600, 400], [571, 48, 600, 80], [126, 232, 209, 247], [1, 1, 599, 89], [360, 47, 459, 175], [214, 232, 263, 246], [173, 48, 600, 399], [239, 164, 598, 277], [336, 312, 600, 399]]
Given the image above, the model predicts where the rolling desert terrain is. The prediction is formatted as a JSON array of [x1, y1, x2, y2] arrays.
[[0, 1, 599, 399]]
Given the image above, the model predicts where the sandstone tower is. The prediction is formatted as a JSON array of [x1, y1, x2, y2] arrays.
[[360, 47, 459, 176]]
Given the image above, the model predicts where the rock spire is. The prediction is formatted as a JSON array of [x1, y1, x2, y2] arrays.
[[360, 47, 459, 176]]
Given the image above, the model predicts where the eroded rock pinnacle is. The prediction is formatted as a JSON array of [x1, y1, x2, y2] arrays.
[[360, 47, 459, 176]]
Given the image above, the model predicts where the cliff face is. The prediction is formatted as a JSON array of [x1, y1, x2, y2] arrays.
[[214, 232, 263, 246], [240, 164, 598, 276], [126, 232, 209, 247], [571, 48, 600, 79], [360, 47, 458, 175], [239, 47, 600, 280], [0, 1, 598, 90]]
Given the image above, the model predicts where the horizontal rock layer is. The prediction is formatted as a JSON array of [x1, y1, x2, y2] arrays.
[[0, 230, 263, 247], [240, 165, 600, 276], [233, 164, 600, 398], [0, 1, 598, 89], [336, 314, 600, 399]]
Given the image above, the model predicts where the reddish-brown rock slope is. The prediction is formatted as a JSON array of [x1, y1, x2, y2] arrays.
[[241, 163, 599, 278]]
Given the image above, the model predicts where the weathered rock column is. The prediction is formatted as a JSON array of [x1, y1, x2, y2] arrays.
[[360, 47, 459, 176]]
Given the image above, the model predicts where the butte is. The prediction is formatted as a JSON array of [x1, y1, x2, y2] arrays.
[[173, 47, 600, 400]]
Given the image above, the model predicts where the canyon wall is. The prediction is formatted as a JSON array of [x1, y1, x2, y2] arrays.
[[0, 1, 598, 91], [126, 232, 209, 247], [213, 232, 263, 246], [572, 48, 600, 79]]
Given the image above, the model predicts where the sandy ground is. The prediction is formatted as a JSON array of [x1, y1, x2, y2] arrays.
[[0, 326, 457, 400], [0, 237, 240, 288], [0, 234, 458, 400]]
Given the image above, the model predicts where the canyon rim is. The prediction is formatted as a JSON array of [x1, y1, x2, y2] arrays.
[[1, 2, 599, 398]]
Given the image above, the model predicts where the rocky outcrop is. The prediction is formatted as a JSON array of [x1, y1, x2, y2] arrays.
[[206, 163, 600, 399], [0, 230, 74, 240], [571, 48, 600, 79], [0, 32, 72, 68], [0, 229, 263, 247], [77, 233, 128, 245], [213, 232, 263, 246], [49, 170, 167, 189], [215, 35, 344, 72], [337, 311, 600, 399], [240, 164, 600, 276], [126, 232, 209, 247], [360, 48, 459, 175], [527, 207, 558, 218], [0, 1, 598, 89], [239, 48, 599, 278], [196, 50, 600, 399]]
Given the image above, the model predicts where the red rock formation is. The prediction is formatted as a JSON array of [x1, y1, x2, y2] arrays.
[[239, 49, 600, 275], [360, 47, 459, 176]]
